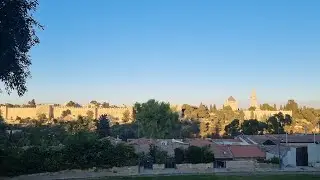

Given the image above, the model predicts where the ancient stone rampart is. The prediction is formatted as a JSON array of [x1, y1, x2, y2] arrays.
[[0, 105, 133, 123]]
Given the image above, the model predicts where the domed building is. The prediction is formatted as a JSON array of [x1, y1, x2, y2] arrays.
[[224, 96, 238, 111]]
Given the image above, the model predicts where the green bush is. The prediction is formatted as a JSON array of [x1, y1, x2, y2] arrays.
[[174, 146, 214, 164], [269, 157, 280, 164], [148, 144, 169, 164], [0, 131, 138, 176]]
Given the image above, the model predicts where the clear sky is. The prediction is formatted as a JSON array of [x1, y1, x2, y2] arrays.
[[1, 0, 320, 107]]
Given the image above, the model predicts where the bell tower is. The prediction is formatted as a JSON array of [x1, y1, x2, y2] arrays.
[[250, 89, 259, 109]]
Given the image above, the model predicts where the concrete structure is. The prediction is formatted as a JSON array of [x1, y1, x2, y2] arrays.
[[219, 91, 293, 120], [0, 105, 133, 123], [308, 143, 320, 167], [224, 96, 238, 111], [244, 90, 293, 120], [238, 134, 320, 146], [282, 147, 297, 167], [238, 134, 320, 167], [261, 145, 296, 167]]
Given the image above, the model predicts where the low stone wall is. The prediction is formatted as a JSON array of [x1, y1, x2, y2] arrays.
[[141, 163, 214, 174], [8, 162, 289, 180], [256, 163, 279, 169], [226, 160, 255, 170]]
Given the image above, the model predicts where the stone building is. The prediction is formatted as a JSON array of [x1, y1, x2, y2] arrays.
[[245, 90, 292, 120], [250, 89, 259, 109], [224, 96, 238, 111]]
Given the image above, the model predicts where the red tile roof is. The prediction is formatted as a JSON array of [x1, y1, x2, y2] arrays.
[[212, 144, 233, 159], [229, 145, 265, 159], [187, 139, 212, 147]]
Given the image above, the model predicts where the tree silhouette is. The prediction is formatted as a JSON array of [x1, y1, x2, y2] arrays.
[[28, 99, 36, 107], [0, 0, 43, 96], [224, 119, 240, 137], [97, 114, 110, 137], [134, 99, 179, 138]]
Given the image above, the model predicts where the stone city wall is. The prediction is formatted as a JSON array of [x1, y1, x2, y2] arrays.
[[53, 107, 96, 119], [98, 107, 132, 123], [6, 107, 38, 120], [0, 105, 133, 123]]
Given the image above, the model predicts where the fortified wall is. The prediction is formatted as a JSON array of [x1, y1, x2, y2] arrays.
[[0, 105, 133, 123], [243, 110, 293, 120]]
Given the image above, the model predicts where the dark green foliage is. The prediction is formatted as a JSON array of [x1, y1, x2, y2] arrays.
[[135, 99, 179, 138], [90, 100, 100, 106], [269, 157, 280, 164], [224, 119, 240, 137], [179, 120, 200, 138], [174, 146, 214, 164], [149, 144, 168, 164], [267, 113, 292, 134], [241, 119, 267, 135], [27, 99, 36, 107], [174, 148, 185, 164], [182, 104, 210, 120], [61, 109, 71, 118], [0, 130, 137, 176], [197, 103, 210, 118], [184, 146, 214, 164], [101, 102, 110, 108], [111, 123, 137, 141], [0, 0, 43, 96], [96, 114, 110, 137], [65, 101, 81, 107]]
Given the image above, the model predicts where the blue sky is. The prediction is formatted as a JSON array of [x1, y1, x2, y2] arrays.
[[1, 0, 320, 107]]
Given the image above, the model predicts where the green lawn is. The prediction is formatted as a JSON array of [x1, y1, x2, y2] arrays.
[[93, 174, 320, 180]]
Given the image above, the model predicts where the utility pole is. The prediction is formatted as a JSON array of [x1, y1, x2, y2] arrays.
[[137, 120, 140, 174], [277, 117, 282, 170]]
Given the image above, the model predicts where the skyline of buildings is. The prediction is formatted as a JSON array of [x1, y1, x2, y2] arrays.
[[1, 89, 319, 109]]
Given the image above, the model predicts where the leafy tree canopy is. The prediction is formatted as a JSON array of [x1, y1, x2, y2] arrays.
[[241, 119, 267, 135], [267, 112, 292, 134], [0, 0, 43, 96], [224, 119, 240, 137], [248, 106, 256, 111], [134, 99, 179, 138], [96, 114, 110, 138], [66, 101, 81, 107], [260, 103, 276, 111]]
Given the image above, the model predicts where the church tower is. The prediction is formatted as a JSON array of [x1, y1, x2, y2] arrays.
[[250, 90, 259, 109]]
